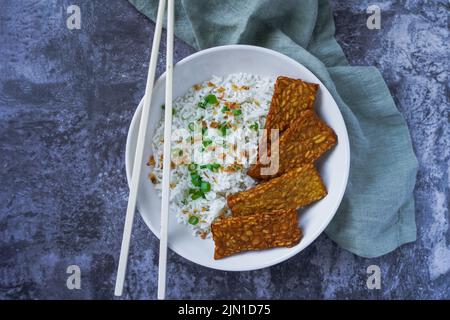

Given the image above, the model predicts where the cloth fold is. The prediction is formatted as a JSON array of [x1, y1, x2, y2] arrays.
[[128, 0, 418, 258]]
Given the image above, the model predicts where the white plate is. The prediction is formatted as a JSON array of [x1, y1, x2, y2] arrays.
[[126, 45, 350, 271]]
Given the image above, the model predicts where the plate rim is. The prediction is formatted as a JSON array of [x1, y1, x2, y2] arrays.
[[125, 44, 350, 271]]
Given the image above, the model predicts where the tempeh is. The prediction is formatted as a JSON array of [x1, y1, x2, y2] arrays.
[[211, 209, 302, 259], [248, 110, 337, 179], [228, 164, 327, 216], [265, 77, 319, 136]]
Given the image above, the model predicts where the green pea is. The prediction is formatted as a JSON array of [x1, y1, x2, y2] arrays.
[[191, 173, 201, 187], [188, 215, 199, 225], [190, 191, 203, 201], [200, 181, 211, 193], [188, 163, 197, 172]]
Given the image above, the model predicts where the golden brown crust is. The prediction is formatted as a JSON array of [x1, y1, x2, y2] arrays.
[[272, 76, 299, 95], [265, 77, 319, 136], [227, 164, 327, 216], [211, 209, 302, 259], [248, 110, 337, 179]]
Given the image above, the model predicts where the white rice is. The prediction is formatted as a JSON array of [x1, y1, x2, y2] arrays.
[[149, 73, 274, 237]]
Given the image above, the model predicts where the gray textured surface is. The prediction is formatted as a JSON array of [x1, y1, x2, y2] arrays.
[[0, 0, 448, 299]]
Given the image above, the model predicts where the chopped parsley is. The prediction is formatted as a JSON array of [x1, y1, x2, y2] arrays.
[[200, 163, 221, 172], [202, 139, 213, 147], [205, 94, 219, 104], [218, 122, 229, 136], [198, 94, 219, 109], [232, 109, 242, 116], [249, 122, 259, 131]]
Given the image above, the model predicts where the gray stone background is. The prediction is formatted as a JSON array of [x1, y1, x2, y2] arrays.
[[0, 0, 448, 299]]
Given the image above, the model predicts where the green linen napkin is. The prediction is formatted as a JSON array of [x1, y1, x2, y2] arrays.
[[128, 0, 418, 258]]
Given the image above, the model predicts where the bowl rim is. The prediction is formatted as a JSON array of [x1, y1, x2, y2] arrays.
[[125, 44, 350, 271]]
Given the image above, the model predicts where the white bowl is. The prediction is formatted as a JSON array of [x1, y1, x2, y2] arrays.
[[126, 45, 350, 271]]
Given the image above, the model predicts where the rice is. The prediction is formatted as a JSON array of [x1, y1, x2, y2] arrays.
[[149, 73, 274, 237]]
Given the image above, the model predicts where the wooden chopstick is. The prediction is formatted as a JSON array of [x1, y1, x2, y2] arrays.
[[114, 0, 167, 297], [157, 0, 174, 301]]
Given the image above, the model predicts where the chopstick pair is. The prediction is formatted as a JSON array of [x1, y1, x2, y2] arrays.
[[114, 0, 174, 300]]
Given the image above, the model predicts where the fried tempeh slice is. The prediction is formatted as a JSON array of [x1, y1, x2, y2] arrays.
[[272, 76, 298, 97], [248, 110, 337, 180], [265, 76, 319, 136], [211, 209, 302, 259], [228, 164, 327, 216]]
